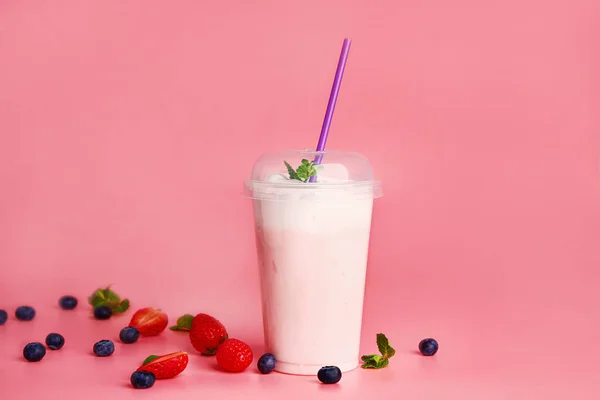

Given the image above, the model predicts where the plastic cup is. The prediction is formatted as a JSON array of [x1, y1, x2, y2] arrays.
[[244, 150, 382, 375]]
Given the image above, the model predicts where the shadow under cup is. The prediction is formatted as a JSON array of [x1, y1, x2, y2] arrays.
[[244, 150, 382, 375]]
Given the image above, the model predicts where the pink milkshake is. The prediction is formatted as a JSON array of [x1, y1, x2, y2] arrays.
[[245, 150, 381, 375]]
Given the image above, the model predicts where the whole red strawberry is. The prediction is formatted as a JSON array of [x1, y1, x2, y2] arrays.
[[189, 313, 228, 356], [129, 307, 168, 336], [137, 351, 188, 379], [216, 338, 253, 372]]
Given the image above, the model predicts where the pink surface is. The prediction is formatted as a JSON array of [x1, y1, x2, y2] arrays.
[[1, 1, 599, 398]]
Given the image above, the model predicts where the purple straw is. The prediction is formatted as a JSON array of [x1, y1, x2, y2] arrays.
[[309, 38, 352, 182]]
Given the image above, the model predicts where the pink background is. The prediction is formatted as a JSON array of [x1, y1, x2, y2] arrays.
[[1, 1, 599, 398]]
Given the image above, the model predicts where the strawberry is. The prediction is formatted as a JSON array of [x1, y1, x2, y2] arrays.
[[189, 313, 228, 356], [216, 338, 253, 372], [137, 351, 188, 379], [129, 307, 168, 336]]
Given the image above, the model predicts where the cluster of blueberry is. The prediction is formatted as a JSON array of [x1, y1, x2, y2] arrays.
[[0, 298, 76, 362], [2, 297, 77, 362], [2, 297, 161, 389], [90, 327, 141, 356], [1, 296, 139, 360], [0, 305, 39, 324], [22, 333, 65, 362], [256, 354, 341, 384]]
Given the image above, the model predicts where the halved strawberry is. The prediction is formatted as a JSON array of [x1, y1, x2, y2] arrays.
[[129, 307, 168, 336], [137, 351, 189, 379]]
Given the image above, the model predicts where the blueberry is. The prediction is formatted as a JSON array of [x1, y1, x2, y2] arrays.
[[119, 326, 140, 344], [0, 309, 7, 325], [317, 366, 342, 384], [93, 340, 115, 357], [23, 342, 46, 362], [93, 306, 112, 320], [257, 353, 277, 374], [418, 338, 439, 356], [45, 333, 65, 350], [59, 295, 78, 310], [15, 306, 36, 321], [130, 371, 156, 389]]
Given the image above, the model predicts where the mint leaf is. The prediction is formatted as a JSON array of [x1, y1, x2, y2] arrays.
[[361, 333, 395, 369], [377, 358, 389, 368], [113, 299, 130, 313], [142, 355, 159, 366], [377, 333, 395, 359], [360, 355, 381, 369], [361, 363, 378, 369], [388, 345, 396, 358], [296, 159, 317, 181], [361, 354, 381, 363], [170, 314, 194, 332], [285, 159, 318, 182], [361, 354, 378, 362], [376, 333, 388, 355], [284, 161, 300, 180]]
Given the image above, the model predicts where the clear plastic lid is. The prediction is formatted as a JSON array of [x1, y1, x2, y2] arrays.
[[244, 149, 382, 200]]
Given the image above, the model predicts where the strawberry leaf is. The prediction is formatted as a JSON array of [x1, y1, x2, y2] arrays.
[[88, 286, 129, 313], [142, 355, 159, 366], [169, 314, 194, 332], [113, 299, 130, 313], [103, 287, 120, 304], [88, 288, 108, 308]]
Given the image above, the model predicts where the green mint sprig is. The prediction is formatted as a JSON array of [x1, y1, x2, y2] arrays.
[[284, 159, 318, 182], [88, 286, 130, 314], [169, 314, 194, 332], [361, 333, 396, 369]]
